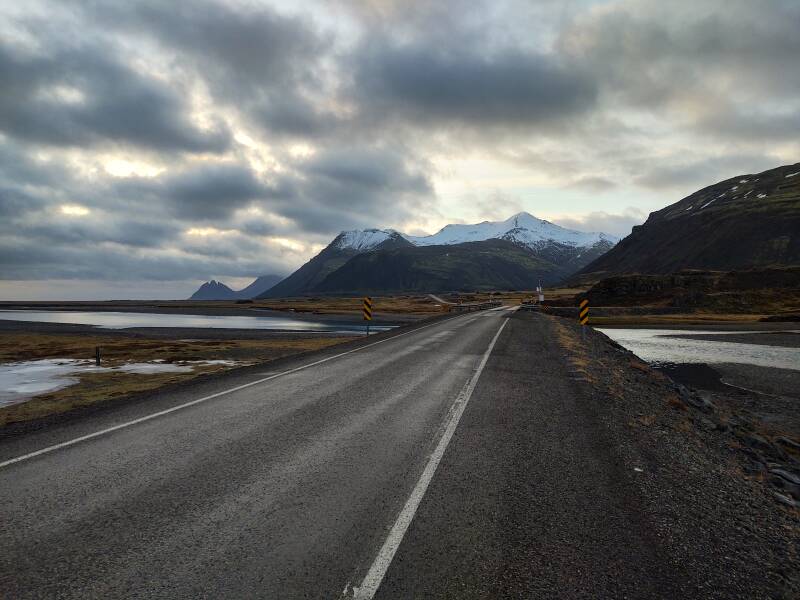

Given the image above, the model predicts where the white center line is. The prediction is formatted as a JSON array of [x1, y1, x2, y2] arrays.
[[0, 313, 490, 470], [352, 314, 510, 599]]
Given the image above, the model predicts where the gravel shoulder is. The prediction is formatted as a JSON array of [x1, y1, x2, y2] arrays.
[[377, 312, 799, 598]]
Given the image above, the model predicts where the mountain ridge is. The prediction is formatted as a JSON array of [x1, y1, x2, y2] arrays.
[[189, 274, 283, 300], [577, 162, 800, 280], [260, 212, 617, 297]]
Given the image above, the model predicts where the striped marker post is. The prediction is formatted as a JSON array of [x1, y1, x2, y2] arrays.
[[579, 298, 589, 339], [363, 296, 373, 336]]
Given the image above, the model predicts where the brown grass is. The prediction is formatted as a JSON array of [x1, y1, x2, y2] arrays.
[[0, 332, 354, 425], [590, 313, 768, 328]]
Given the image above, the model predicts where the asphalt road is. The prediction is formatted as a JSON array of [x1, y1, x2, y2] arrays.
[[3, 308, 776, 598], [0, 307, 516, 598]]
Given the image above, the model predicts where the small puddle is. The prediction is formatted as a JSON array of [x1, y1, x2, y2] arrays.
[[0, 359, 242, 407]]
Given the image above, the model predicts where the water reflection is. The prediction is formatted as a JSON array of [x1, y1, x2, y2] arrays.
[[598, 328, 800, 371], [0, 310, 391, 334]]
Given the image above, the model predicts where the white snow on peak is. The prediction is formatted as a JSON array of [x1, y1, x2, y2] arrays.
[[404, 212, 617, 249], [334, 229, 396, 251], [786, 171, 799, 178]]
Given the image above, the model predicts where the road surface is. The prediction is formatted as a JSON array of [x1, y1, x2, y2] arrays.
[[0, 308, 764, 598], [1, 308, 512, 598]]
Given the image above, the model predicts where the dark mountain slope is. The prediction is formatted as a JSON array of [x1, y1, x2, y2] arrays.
[[578, 162, 800, 279], [314, 239, 565, 294], [189, 274, 284, 300], [236, 274, 283, 298], [260, 230, 412, 298], [189, 280, 238, 300]]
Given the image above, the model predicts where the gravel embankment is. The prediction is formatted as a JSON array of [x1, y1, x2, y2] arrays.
[[558, 318, 800, 598]]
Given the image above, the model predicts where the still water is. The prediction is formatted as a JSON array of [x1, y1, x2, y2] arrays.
[[598, 329, 800, 371], [0, 310, 391, 334]]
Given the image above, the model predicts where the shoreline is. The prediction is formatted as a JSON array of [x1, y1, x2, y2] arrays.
[[0, 300, 437, 323]]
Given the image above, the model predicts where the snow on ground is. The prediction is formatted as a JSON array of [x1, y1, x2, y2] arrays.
[[758, 193, 768, 199], [785, 171, 799, 178], [0, 359, 243, 407]]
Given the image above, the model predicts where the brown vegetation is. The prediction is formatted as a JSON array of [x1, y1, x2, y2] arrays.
[[0, 332, 354, 425]]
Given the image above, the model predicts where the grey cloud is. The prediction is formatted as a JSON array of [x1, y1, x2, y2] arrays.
[[117, 164, 269, 221], [89, 0, 333, 139], [698, 109, 800, 143], [0, 234, 287, 281], [276, 147, 433, 233], [114, 0, 325, 94], [553, 208, 647, 239], [352, 42, 597, 128], [559, 1, 800, 122], [566, 176, 617, 192], [0, 35, 230, 153], [256, 95, 338, 139], [22, 217, 180, 249], [633, 155, 780, 192]]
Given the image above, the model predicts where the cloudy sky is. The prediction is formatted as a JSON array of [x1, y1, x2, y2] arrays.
[[1, 0, 798, 299]]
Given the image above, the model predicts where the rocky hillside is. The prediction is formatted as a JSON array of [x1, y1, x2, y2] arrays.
[[582, 267, 800, 313], [262, 230, 412, 298], [578, 162, 800, 280]]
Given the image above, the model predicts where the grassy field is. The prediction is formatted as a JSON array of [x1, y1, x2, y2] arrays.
[[0, 333, 354, 426], [0, 295, 447, 318]]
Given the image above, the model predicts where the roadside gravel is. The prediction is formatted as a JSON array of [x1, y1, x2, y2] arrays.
[[573, 319, 800, 598]]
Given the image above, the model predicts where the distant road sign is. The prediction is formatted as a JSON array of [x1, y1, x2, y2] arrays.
[[362, 296, 373, 321], [579, 299, 589, 325]]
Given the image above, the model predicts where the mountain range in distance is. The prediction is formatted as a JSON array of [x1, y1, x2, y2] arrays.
[[259, 213, 617, 297], [191, 161, 800, 300], [189, 274, 283, 300]]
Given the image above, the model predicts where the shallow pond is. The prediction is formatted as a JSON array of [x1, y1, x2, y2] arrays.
[[0, 310, 392, 334], [598, 329, 800, 371], [0, 358, 242, 407]]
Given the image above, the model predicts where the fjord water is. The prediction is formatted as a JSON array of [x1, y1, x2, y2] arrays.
[[598, 328, 800, 371], [0, 310, 390, 334]]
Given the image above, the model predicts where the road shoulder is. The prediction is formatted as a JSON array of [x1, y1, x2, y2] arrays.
[[371, 312, 799, 598]]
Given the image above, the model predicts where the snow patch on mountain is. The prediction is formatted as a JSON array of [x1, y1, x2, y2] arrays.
[[333, 229, 398, 251]]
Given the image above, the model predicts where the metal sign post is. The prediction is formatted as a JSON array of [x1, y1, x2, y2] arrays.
[[362, 296, 373, 336]]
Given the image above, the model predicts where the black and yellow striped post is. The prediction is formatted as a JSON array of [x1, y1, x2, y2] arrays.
[[362, 296, 373, 336], [579, 298, 589, 339], [579, 299, 589, 325]]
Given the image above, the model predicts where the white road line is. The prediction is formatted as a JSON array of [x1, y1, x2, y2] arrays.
[[352, 315, 510, 599], [0, 313, 483, 470]]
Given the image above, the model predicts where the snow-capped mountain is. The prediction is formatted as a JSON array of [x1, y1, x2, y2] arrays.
[[333, 213, 617, 253], [261, 212, 618, 297], [404, 212, 617, 250], [332, 228, 404, 251]]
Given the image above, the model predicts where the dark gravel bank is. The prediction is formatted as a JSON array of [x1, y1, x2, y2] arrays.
[[567, 319, 800, 597]]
